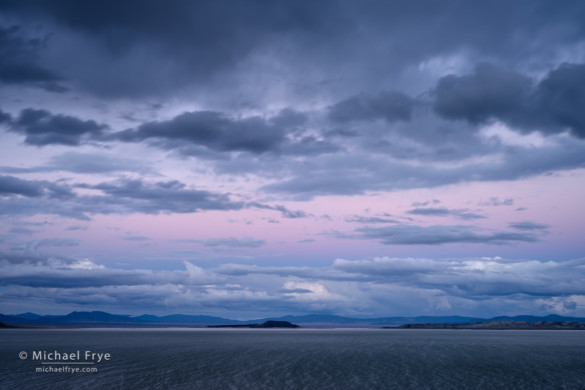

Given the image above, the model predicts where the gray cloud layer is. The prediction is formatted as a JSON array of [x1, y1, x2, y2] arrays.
[[2, 253, 584, 317]]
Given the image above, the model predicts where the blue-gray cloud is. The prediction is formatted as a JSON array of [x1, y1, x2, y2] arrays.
[[1, 152, 154, 175], [434, 62, 585, 139], [407, 207, 485, 220], [0, 174, 74, 198], [328, 92, 413, 124], [345, 215, 399, 224], [0, 177, 244, 220], [478, 197, 514, 207], [9, 109, 107, 146], [350, 225, 539, 245], [120, 235, 150, 242], [508, 222, 551, 231], [202, 237, 265, 248]]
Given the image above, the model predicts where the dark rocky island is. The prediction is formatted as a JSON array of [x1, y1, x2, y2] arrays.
[[393, 321, 585, 330], [207, 320, 300, 328]]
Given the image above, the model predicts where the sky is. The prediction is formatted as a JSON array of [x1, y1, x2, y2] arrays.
[[1, 0, 585, 319]]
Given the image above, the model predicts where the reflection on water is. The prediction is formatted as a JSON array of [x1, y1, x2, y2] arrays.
[[1, 329, 584, 389]]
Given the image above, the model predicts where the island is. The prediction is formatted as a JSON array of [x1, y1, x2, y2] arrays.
[[207, 320, 300, 328]]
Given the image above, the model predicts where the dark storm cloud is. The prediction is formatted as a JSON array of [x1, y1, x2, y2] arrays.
[[434, 63, 585, 138], [434, 63, 532, 124], [536, 63, 585, 138], [407, 207, 485, 220], [0, 0, 349, 97], [9, 109, 107, 146], [328, 92, 413, 124], [350, 225, 539, 245], [111, 108, 337, 158], [114, 111, 287, 155], [0, 25, 65, 91], [2, 0, 584, 99]]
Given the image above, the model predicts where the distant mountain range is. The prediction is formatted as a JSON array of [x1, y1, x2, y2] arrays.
[[2, 311, 585, 328]]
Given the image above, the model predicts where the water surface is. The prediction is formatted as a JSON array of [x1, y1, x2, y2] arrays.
[[1, 328, 584, 389]]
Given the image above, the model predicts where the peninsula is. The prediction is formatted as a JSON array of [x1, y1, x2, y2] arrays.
[[395, 321, 585, 330]]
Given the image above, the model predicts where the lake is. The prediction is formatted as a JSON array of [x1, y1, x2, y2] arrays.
[[1, 328, 584, 389]]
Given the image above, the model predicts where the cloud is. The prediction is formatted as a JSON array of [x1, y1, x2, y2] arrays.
[[110, 109, 337, 158], [113, 111, 288, 155], [350, 224, 539, 245], [433, 62, 585, 139], [64, 225, 87, 231], [0, 174, 44, 197], [478, 197, 514, 206], [0, 177, 244, 220], [345, 215, 399, 224], [298, 239, 315, 243], [434, 63, 532, 124], [261, 135, 585, 199], [3, 0, 585, 102], [0, 174, 73, 198], [9, 108, 107, 146], [84, 178, 245, 215], [328, 92, 413, 124], [120, 235, 150, 242], [42, 152, 152, 174], [13, 238, 80, 251], [249, 202, 310, 219], [407, 207, 485, 220], [330, 256, 585, 297], [202, 237, 265, 248], [1, 151, 154, 174], [1, 1, 585, 318], [0, 25, 65, 91], [9, 227, 38, 235], [0, 108, 11, 123], [0, 1, 349, 98], [412, 199, 441, 207], [508, 221, 550, 231]]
